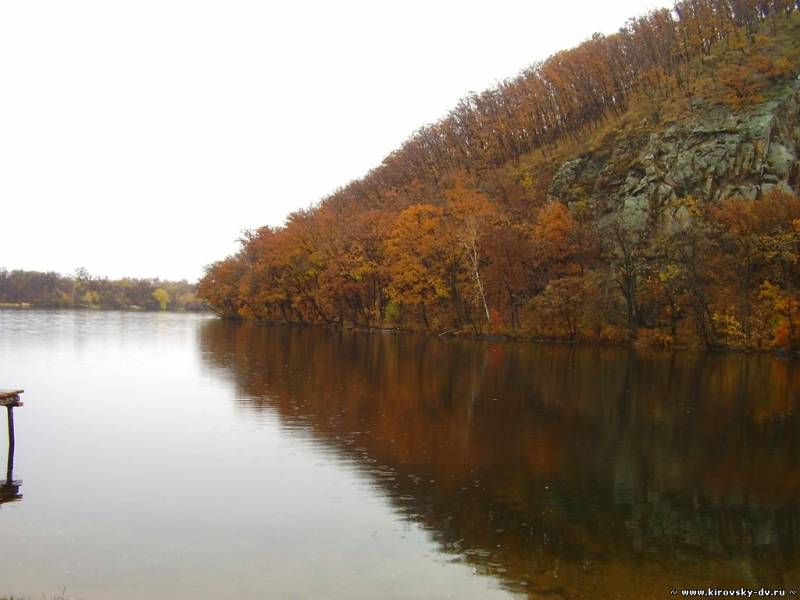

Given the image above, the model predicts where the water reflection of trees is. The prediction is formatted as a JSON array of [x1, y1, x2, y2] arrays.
[[200, 320, 800, 598]]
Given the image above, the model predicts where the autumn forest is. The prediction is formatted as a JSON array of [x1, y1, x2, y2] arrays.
[[199, 0, 800, 352]]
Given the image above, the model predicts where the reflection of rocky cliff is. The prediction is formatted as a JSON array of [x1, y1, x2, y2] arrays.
[[200, 321, 800, 597]]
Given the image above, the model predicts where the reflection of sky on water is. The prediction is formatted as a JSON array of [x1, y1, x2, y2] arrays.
[[0, 311, 515, 600]]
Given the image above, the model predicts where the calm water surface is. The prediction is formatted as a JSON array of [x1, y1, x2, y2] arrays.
[[1, 310, 799, 599]]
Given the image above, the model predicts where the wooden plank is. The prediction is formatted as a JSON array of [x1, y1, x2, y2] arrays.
[[0, 390, 23, 407]]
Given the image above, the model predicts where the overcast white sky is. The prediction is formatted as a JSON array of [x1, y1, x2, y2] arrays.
[[0, 0, 670, 282]]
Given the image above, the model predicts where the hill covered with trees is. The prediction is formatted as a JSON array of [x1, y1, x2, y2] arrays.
[[199, 0, 800, 351], [0, 268, 206, 311]]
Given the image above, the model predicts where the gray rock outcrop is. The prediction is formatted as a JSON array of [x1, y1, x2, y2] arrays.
[[549, 79, 800, 231]]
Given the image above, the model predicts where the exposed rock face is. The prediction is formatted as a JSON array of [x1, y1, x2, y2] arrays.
[[549, 79, 800, 230]]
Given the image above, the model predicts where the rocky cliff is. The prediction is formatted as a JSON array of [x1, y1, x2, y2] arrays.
[[549, 78, 800, 231]]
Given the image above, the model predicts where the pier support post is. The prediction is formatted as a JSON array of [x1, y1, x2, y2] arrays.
[[6, 406, 14, 481], [7, 406, 14, 450]]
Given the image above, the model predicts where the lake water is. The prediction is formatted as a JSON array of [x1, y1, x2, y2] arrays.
[[1, 310, 799, 599]]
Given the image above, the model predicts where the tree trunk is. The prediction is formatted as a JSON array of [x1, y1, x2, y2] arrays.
[[467, 241, 491, 326]]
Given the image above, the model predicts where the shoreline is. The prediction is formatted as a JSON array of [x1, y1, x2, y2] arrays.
[[4, 306, 794, 357], [0, 304, 209, 314], [217, 316, 800, 358]]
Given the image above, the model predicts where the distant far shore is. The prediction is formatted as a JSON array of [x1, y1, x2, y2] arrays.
[[0, 302, 208, 313], [0, 268, 207, 312]]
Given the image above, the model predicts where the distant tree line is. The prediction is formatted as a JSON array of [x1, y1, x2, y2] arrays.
[[198, 0, 800, 351], [0, 268, 206, 312]]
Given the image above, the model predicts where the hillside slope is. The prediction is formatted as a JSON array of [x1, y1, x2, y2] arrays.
[[199, 3, 800, 352]]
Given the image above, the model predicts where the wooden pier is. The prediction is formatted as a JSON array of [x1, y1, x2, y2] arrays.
[[1, 390, 23, 507]]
